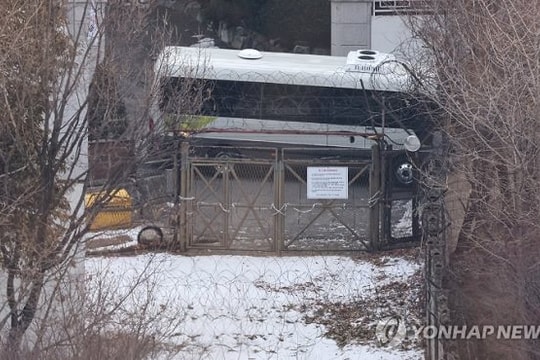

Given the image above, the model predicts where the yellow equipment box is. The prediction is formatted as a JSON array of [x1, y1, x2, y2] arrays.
[[85, 188, 132, 231]]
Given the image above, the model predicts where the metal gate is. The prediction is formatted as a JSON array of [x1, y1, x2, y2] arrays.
[[176, 142, 419, 253], [181, 146, 279, 251]]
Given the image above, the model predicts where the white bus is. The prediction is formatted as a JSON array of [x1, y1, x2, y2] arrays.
[[149, 46, 431, 183]]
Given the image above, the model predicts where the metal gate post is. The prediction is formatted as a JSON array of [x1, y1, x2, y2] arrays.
[[369, 143, 382, 250], [177, 140, 190, 251], [223, 159, 230, 248], [274, 150, 284, 254]]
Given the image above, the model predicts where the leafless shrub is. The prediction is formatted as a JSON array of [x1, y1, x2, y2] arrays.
[[406, 1, 540, 358], [0, 0, 208, 357], [0, 253, 188, 360]]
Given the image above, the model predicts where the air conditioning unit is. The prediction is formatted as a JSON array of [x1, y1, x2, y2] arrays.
[[345, 49, 396, 73]]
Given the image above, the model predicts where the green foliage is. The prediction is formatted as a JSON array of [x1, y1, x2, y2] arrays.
[[163, 114, 216, 131]]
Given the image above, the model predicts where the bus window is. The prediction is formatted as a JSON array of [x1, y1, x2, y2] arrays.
[[154, 46, 433, 142]]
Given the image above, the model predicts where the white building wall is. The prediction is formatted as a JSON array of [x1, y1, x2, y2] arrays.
[[330, 0, 416, 55]]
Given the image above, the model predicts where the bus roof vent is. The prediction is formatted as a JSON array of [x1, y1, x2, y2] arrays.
[[345, 50, 396, 73], [238, 49, 263, 60]]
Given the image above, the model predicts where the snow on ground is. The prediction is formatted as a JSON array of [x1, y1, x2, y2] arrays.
[[85, 251, 423, 360], [84, 226, 142, 251]]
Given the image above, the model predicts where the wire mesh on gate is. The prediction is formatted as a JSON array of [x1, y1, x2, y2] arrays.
[[280, 148, 372, 251], [183, 145, 278, 251], [179, 145, 380, 252], [167, 138, 428, 254]]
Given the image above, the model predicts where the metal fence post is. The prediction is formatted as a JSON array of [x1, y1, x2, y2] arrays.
[[369, 144, 381, 250], [422, 131, 448, 360]]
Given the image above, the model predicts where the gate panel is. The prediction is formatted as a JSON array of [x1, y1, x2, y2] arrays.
[[281, 148, 372, 251], [184, 146, 278, 251], [227, 162, 276, 250], [188, 162, 228, 247]]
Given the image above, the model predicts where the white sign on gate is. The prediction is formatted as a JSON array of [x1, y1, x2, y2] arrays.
[[307, 167, 348, 199]]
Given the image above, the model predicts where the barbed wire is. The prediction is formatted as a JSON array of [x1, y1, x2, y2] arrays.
[[178, 199, 358, 216]]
